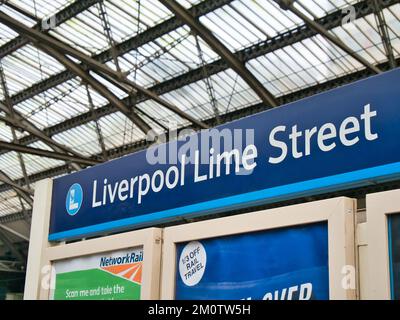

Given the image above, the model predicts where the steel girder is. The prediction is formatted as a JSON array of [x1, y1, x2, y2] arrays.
[[86, 85, 108, 161], [7, 0, 234, 105], [0, 229, 26, 264], [0, 0, 398, 200], [0, 0, 100, 58], [0, 61, 31, 190], [0, 170, 33, 206], [0, 224, 29, 242], [36, 44, 152, 135], [3, 0, 397, 157], [0, 11, 209, 131], [0, 211, 29, 224], [275, 0, 382, 74], [0, 140, 100, 166], [0, 259, 25, 272], [2, 2, 40, 22], [0, 57, 397, 196], [159, 0, 278, 108], [7, 0, 394, 107], [372, 0, 397, 69], [0, 101, 85, 171]]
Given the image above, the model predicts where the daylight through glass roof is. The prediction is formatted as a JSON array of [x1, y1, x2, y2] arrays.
[[0, 0, 399, 218]]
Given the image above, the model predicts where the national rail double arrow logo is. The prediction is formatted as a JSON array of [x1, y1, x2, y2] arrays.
[[65, 183, 83, 216]]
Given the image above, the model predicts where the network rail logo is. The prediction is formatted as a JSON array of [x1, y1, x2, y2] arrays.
[[65, 183, 83, 216]]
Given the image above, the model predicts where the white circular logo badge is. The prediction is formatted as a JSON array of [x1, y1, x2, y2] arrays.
[[179, 241, 207, 287], [65, 183, 83, 216]]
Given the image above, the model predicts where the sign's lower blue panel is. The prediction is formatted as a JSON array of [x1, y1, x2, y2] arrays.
[[49, 161, 400, 241], [175, 222, 329, 300], [49, 69, 400, 241]]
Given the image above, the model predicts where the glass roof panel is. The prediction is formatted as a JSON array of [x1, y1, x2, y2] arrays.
[[0, 0, 399, 219], [98, 112, 147, 150], [0, 190, 24, 217], [0, 151, 21, 180], [0, 23, 19, 47], [0, 2, 37, 27], [0, 120, 13, 143], [52, 123, 102, 156], [49, 10, 109, 56], [6, 0, 71, 19], [1, 44, 65, 95], [14, 79, 108, 129]]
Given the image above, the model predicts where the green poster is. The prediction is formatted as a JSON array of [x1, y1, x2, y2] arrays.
[[52, 247, 143, 300]]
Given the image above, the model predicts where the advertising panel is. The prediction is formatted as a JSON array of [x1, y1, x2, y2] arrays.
[[52, 247, 143, 300], [175, 222, 328, 300]]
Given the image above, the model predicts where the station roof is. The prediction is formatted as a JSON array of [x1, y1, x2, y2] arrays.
[[0, 0, 399, 223]]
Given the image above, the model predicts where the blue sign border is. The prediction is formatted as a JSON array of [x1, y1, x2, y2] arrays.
[[49, 68, 400, 241], [49, 160, 400, 241]]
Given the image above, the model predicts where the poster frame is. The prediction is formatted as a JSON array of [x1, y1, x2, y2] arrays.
[[364, 188, 400, 299], [46, 227, 162, 300], [24, 179, 162, 300], [160, 197, 356, 300]]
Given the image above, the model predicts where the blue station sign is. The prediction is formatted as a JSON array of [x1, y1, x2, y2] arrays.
[[49, 68, 400, 241]]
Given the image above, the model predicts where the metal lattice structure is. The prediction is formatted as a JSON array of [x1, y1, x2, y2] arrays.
[[0, 0, 399, 268]]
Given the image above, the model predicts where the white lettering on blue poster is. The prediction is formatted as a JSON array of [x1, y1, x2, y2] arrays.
[[175, 223, 329, 300], [49, 69, 400, 241]]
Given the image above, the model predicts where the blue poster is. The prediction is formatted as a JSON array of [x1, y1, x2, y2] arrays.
[[389, 214, 400, 300], [175, 222, 329, 300]]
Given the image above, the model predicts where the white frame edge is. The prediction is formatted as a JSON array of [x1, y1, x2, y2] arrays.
[[365, 188, 400, 299], [23, 178, 162, 300], [160, 197, 356, 300], [24, 179, 53, 300], [45, 227, 162, 300]]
